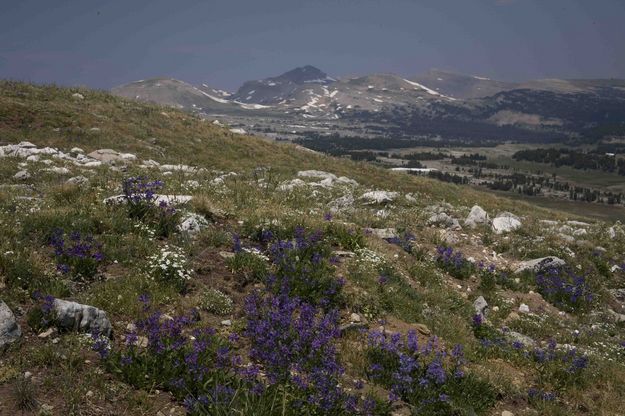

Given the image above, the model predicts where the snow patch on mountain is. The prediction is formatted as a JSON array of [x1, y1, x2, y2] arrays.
[[402, 79, 456, 100]]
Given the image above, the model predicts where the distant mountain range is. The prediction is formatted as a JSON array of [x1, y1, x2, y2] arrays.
[[112, 65, 625, 142]]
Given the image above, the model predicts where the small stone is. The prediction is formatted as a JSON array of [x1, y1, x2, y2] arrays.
[[38, 327, 56, 338], [137, 336, 149, 348], [24, 371, 33, 379], [506, 312, 520, 321], [86, 390, 94, 397], [66, 175, 89, 186], [13, 170, 31, 180], [220, 320, 232, 326], [502, 411, 514, 416], [339, 322, 368, 335], [519, 303, 530, 313], [492, 306, 499, 312], [72, 92, 84, 100], [414, 323, 430, 335], [349, 313, 361, 323]]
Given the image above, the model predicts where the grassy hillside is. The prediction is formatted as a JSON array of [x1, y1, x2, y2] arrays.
[[1, 81, 624, 415]]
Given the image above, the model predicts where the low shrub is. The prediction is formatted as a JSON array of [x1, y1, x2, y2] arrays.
[[267, 227, 344, 309], [366, 330, 496, 415], [200, 288, 234, 315], [435, 246, 475, 280], [145, 244, 192, 291], [535, 267, 595, 312], [49, 229, 104, 280]]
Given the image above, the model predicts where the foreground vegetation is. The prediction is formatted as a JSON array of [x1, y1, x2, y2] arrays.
[[1, 81, 625, 415]]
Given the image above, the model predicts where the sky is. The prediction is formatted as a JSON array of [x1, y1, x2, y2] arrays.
[[1, 0, 624, 91]]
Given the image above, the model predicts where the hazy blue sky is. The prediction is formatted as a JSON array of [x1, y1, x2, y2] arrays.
[[1, 0, 624, 91]]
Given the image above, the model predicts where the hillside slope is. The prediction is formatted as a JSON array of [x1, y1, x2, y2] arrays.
[[1, 81, 625, 416]]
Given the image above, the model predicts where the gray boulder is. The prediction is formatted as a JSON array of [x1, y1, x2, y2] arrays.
[[427, 212, 461, 230], [178, 213, 209, 235], [361, 190, 399, 204], [14, 170, 31, 180], [53, 299, 112, 337], [492, 213, 521, 234], [464, 205, 489, 228], [0, 300, 22, 349], [87, 149, 136, 164], [504, 330, 537, 348], [515, 257, 566, 274], [473, 296, 488, 316], [66, 175, 89, 186], [369, 228, 399, 239]]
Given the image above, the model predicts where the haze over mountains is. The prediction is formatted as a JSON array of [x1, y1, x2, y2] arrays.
[[112, 65, 625, 142]]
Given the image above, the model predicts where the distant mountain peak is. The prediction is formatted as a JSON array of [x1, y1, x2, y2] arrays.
[[276, 65, 333, 84]]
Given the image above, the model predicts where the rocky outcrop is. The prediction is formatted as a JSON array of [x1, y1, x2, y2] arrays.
[[53, 299, 112, 337], [87, 149, 137, 164], [361, 191, 399, 204], [0, 300, 22, 349], [297, 170, 337, 181], [514, 257, 566, 274], [368, 228, 399, 239], [427, 212, 461, 230]]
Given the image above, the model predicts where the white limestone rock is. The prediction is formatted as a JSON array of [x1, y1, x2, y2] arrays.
[[0, 300, 22, 350], [464, 205, 489, 228], [52, 299, 112, 337]]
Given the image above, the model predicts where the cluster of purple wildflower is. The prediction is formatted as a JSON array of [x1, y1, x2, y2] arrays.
[[49, 229, 104, 278], [122, 176, 164, 206], [101, 221, 387, 415], [530, 338, 589, 376], [365, 330, 470, 412], [32, 291, 56, 328], [435, 246, 475, 279], [105, 299, 253, 414], [244, 291, 355, 413], [535, 267, 594, 311], [476, 317, 589, 392], [266, 227, 344, 308], [122, 177, 179, 236], [528, 387, 556, 402], [385, 232, 416, 254]]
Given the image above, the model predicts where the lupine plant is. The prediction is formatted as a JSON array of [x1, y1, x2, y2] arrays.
[[365, 330, 496, 415], [473, 315, 589, 396], [49, 229, 104, 279], [26, 292, 56, 332], [101, 291, 385, 415], [435, 246, 475, 279], [122, 177, 180, 237], [385, 231, 416, 254], [535, 267, 595, 312], [122, 176, 164, 219], [244, 290, 361, 414], [266, 227, 344, 309]]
